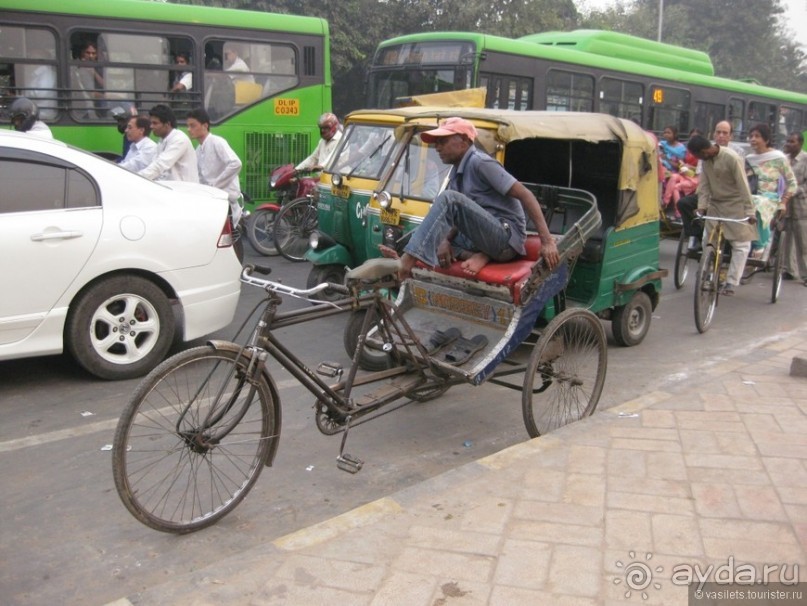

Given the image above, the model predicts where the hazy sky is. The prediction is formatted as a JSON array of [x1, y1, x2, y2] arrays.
[[574, 0, 807, 50]]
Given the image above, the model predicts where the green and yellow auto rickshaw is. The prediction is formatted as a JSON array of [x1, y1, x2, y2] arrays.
[[353, 109, 666, 350]]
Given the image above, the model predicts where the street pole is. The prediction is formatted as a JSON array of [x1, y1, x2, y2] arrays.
[[658, 0, 664, 42]]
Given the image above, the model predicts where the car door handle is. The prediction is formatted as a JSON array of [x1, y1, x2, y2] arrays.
[[30, 230, 84, 241]]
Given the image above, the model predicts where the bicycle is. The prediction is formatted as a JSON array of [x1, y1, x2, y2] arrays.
[[113, 205, 606, 532], [739, 214, 790, 303], [693, 214, 752, 333]]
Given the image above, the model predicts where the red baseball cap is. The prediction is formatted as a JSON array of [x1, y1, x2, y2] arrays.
[[420, 117, 477, 143]]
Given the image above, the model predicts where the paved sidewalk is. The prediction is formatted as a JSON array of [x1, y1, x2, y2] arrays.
[[108, 330, 807, 606]]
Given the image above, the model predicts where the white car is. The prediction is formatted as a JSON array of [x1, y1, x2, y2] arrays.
[[0, 131, 242, 380]]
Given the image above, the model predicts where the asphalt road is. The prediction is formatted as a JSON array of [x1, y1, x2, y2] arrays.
[[1, 237, 805, 606]]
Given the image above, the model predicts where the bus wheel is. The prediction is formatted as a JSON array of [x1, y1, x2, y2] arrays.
[[611, 291, 652, 347]]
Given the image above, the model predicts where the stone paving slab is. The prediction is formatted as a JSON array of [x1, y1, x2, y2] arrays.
[[107, 330, 807, 606]]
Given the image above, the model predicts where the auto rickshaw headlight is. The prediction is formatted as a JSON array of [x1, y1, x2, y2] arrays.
[[309, 231, 336, 250], [376, 191, 392, 210], [332, 174, 342, 187]]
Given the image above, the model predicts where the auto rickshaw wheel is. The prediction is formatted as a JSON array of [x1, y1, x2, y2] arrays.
[[611, 291, 652, 347], [306, 264, 347, 302], [343, 309, 393, 372], [522, 308, 606, 438]]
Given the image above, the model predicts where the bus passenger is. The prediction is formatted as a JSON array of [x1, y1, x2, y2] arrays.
[[223, 44, 254, 83], [391, 117, 559, 280], [187, 108, 244, 224], [119, 115, 157, 173], [78, 41, 105, 98], [171, 52, 193, 93], [138, 104, 198, 182], [295, 113, 342, 172]]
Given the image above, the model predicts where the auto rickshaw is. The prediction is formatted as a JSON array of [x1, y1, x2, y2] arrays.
[[306, 93, 487, 294], [349, 109, 666, 350]]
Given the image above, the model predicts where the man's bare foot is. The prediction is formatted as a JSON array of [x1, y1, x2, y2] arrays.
[[398, 252, 417, 281], [460, 252, 490, 275], [377, 244, 400, 259]]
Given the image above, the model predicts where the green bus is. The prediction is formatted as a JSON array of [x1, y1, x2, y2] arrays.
[[0, 0, 331, 207], [366, 29, 807, 145]]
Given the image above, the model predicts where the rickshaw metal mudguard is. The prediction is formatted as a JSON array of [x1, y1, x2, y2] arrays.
[[206, 340, 282, 467]]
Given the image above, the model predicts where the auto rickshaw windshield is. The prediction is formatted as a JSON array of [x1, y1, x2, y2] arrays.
[[326, 123, 397, 180]]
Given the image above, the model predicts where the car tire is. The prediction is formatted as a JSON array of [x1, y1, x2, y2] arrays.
[[65, 276, 176, 380]]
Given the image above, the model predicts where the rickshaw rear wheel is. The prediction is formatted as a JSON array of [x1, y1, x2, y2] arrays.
[[522, 308, 606, 439], [307, 264, 347, 302], [611, 291, 652, 347], [344, 309, 393, 371]]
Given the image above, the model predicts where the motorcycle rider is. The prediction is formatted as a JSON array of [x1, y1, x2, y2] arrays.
[[9, 97, 53, 139], [295, 112, 342, 172]]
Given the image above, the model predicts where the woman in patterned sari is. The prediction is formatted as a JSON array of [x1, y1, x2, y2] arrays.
[[745, 123, 797, 256]]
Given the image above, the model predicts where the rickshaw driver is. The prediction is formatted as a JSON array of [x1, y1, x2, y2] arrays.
[[393, 117, 559, 280]]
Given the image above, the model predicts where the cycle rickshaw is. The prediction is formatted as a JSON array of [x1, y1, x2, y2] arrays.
[[111, 111, 659, 533]]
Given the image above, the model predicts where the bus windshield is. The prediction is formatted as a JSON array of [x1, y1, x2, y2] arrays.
[[367, 68, 469, 109]]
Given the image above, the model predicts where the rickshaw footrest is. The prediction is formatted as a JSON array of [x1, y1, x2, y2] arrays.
[[337, 453, 363, 474]]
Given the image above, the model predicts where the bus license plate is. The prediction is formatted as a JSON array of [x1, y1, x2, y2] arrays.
[[380, 207, 400, 225], [331, 183, 350, 198]]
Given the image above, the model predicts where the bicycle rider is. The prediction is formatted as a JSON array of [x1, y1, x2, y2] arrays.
[[686, 134, 757, 296]]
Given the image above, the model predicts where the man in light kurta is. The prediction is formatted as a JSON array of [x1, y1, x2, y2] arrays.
[[784, 132, 807, 285], [687, 134, 758, 296]]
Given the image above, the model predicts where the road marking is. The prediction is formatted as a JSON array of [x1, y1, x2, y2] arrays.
[[0, 377, 302, 453]]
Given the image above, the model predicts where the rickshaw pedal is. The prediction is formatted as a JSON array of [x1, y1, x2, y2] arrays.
[[425, 327, 461, 354], [337, 453, 363, 474], [316, 361, 343, 378], [441, 334, 489, 365]]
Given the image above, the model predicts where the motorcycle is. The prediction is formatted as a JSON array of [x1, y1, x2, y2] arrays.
[[244, 163, 318, 256]]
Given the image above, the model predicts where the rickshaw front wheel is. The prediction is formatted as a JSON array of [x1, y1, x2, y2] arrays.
[[611, 291, 652, 347], [522, 308, 606, 439]]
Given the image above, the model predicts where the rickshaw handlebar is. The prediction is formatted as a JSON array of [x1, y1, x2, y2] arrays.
[[240, 265, 350, 297], [696, 215, 751, 223]]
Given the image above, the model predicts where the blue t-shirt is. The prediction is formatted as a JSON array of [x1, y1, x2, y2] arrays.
[[450, 147, 526, 254]]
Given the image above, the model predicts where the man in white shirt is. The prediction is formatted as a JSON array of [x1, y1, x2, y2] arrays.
[[119, 115, 157, 173], [295, 112, 342, 172], [223, 45, 254, 83], [139, 104, 198, 182], [187, 107, 243, 223], [170, 52, 193, 93]]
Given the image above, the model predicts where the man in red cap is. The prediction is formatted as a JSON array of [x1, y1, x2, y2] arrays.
[[395, 117, 558, 279]]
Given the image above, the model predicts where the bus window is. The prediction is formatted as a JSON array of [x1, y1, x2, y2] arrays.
[[648, 85, 690, 135], [482, 74, 532, 110], [203, 40, 299, 117], [599, 77, 643, 123], [729, 98, 745, 140], [69, 31, 193, 120], [780, 107, 804, 140], [0, 26, 58, 120], [748, 101, 777, 139], [546, 70, 594, 112], [694, 101, 724, 139]]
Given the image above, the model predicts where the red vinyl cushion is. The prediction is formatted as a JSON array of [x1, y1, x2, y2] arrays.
[[425, 235, 542, 305]]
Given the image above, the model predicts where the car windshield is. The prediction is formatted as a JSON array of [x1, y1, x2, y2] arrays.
[[326, 123, 396, 180]]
